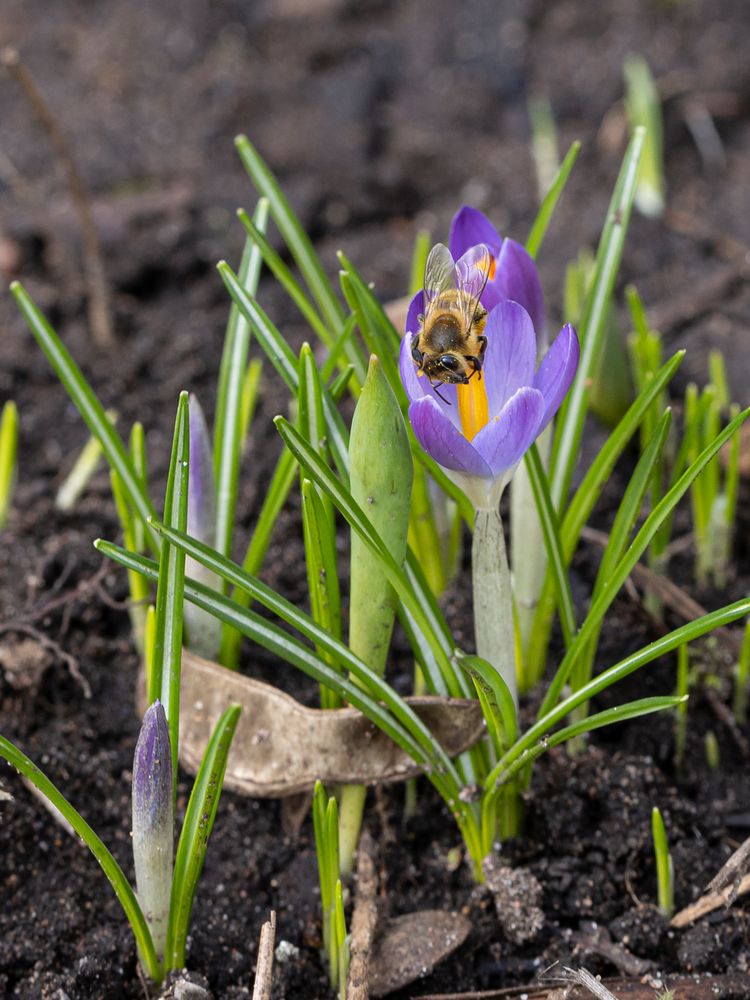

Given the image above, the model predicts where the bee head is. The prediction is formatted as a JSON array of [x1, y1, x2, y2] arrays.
[[424, 353, 469, 384]]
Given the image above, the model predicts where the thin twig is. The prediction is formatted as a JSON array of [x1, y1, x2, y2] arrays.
[[418, 973, 750, 1000], [9, 560, 110, 630], [0, 623, 90, 698], [706, 832, 750, 897], [671, 873, 750, 928], [2, 46, 114, 347], [347, 828, 378, 1000], [252, 911, 276, 1000], [551, 968, 620, 1000]]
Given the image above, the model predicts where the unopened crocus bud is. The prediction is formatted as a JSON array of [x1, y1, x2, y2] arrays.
[[186, 395, 221, 660], [132, 700, 173, 960], [339, 356, 413, 875]]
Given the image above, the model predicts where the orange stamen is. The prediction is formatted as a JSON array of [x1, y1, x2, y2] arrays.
[[457, 375, 489, 441]]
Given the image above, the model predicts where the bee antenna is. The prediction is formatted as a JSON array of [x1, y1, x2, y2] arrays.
[[432, 383, 450, 404]]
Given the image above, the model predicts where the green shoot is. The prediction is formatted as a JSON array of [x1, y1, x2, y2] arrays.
[[129, 422, 149, 554], [704, 730, 720, 770], [681, 375, 741, 588], [313, 781, 343, 987], [651, 806, 674, 917], [334, 879, 349, 999], [674, 643, 689, 771], [528, 95, 560, 202], [55, 410, 117, 511], [0, 400, 18, 529], [624, 55, 666, 218], [239, 358, 263, 452], [143, 604, 156, 697]]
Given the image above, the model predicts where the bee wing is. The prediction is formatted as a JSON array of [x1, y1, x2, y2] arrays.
[[454, 244, 492, 329], [423, 243, 458, 318]]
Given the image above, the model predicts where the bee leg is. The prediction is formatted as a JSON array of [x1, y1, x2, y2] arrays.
[[411, 334, 424, 367], [466, 336, 488, 381], [431, 381, 450, 404], [477, 335, 487, 366]]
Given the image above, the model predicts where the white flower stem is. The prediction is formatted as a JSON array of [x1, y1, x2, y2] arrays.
[[511, 424, 551, 664], [472, 507, 518, 708]]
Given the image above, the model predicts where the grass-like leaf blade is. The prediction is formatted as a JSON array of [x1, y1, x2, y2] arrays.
[[234, 135, 346, 336], [214, 198, 269, 564], [457, 654, 517, 754], [540, 404, 750, 716], [275, 416, 466, 697], [524, 442, 576, 647], [524, 349, 684, 684], [218, 446, 298, 669], [550, 127, 646, 510], [164, 703, 241, 968], [237, 207, 336, 351], [11, 281, 158, 551], [570, 409, 672, 697], [95, 537, 470, 811], [217, 261, 298, 393], [484, 595, 750, 809], [152, 392, 190, 781], [525, 140, 582, 260]]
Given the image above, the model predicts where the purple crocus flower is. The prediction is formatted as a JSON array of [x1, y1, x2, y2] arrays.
[[400, 297, 579, 511], [449, 206, 547, 344], [132, 700, 173, 958]]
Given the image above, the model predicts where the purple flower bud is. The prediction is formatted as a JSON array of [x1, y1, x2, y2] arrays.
[[186, 395, 221, 660], [187, 394, 216, 549], [132, 700, 173, 959]]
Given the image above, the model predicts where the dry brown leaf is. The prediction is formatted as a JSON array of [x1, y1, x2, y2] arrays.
[[139, 650, 485, 797], [369, 910, 473, 997]]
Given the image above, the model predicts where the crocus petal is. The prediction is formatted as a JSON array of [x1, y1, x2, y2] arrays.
[[484, 238, 546, 339], [399, 332, 461, 425], [533, 323, 580, 430], [482, 300, 537, 417], [449, 206, 502, 259], [409, 396, 492, 479], [405, 290, 424, 336], [473, 386, 545, 478], [399, 330, 428, 404]]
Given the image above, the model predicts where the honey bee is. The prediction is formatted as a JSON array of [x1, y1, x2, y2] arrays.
[[411, 242, 492, 398]]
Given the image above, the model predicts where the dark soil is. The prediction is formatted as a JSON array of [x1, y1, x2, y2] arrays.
[[2, 0, 750, 997]]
